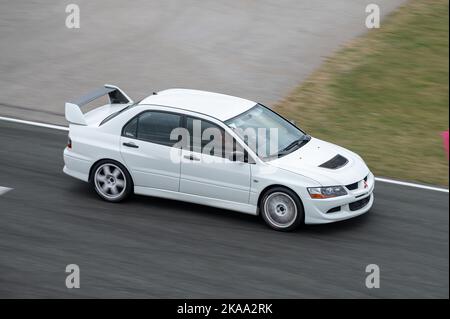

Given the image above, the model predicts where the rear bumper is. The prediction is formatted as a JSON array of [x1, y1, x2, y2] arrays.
[[303, 172, 375, 224], [63, 148, 90, 182]]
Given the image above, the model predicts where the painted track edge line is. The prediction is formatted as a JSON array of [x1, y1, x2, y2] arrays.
[[0, 186, 13, 196], [375, 177, 448, 193], [0, 116, 68, 131], [0, 116, 448, 193]]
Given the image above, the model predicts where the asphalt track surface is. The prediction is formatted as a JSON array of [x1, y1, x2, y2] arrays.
[[0, 121, 448, 298], [0, 0, 405, 125]]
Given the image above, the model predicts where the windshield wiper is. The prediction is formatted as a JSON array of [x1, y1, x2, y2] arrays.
[[277, 135, 311, 156]]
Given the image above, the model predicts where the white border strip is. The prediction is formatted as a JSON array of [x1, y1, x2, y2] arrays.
[[0, 116, 68, 131], [375, 177, 448, 193], [0, 186, 13, 196], [0, 116, 448, 193]]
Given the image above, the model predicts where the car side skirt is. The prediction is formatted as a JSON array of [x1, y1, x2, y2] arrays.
[[134, 186, 258, 215]]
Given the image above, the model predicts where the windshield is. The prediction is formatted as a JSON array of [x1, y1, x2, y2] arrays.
[[225, 104, 309, 160]]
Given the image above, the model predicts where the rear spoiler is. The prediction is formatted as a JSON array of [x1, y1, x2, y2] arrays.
[[65, 84, 133, 125]]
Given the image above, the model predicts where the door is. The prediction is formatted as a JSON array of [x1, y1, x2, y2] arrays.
[[179, 116, 251, 203], [120, 111, 182, 191]]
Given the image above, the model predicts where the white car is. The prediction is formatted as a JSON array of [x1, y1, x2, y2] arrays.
[[63, 84, 374, 231]]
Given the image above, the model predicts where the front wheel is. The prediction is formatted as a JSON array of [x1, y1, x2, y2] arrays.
[[91, 160, 133, 202], [260, 187, 304, 231]]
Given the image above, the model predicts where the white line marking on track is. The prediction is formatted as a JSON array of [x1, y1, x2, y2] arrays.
[[0, 116, 448, 193], [375, 177, 448, 193], [0, 186, 13, 196], [0, 116, 68, 131]]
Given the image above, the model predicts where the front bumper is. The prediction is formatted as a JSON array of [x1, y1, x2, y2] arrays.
[[303, 172, 375, 224]]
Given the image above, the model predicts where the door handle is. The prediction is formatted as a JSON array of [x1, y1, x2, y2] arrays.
[[184, 154, 200, 161], [123, 142, 139, 148]]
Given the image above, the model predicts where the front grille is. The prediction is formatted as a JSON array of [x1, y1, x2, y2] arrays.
[[319, 154, 348, 169], [349, 195, 371, 211], [346, 181, 358, 190], [346, 175, 369, 191]]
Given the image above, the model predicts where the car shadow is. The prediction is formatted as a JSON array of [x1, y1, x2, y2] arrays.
[[300, 212, 372, 235], [67, 180, 373, 235], [130, 192, 373, 235], [131, 193, 261, 227]]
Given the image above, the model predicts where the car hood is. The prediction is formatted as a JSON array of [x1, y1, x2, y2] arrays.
[[267, 137, 370, 186]]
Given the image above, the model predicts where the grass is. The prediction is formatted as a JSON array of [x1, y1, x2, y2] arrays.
[[275, 0, 449, 186]]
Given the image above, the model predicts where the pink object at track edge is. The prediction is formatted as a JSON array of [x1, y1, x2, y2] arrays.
[[441, 130, 449, 160]]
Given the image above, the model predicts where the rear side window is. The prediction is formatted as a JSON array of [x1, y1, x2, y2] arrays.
[[123, 117, 138, 138], [122, 111, 182, 147]]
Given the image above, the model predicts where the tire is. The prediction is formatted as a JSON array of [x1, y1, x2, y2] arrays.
[[90, 160, 133, 202], [260, 187, 304, 231]]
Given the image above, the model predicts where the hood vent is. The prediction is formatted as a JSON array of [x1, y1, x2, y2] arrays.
[[319, 154, 348, 169]]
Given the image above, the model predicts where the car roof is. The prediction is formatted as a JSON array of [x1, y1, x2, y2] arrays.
[[138, 89, 257, 121]]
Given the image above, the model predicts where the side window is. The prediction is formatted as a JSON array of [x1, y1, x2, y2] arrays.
[[122, 111, 182, 147], [137, 112, 182, 146], [122, 117, 138, 138], [187, 117, 222, 154], [186, 117, 241, 160]]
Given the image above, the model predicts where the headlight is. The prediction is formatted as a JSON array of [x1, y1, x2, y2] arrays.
[[308, 186, 347, 199]]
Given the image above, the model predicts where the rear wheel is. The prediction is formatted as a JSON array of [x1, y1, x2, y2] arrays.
[[260, 187, 304, 231], [91, 161, 133, 202]]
